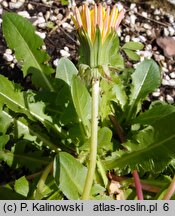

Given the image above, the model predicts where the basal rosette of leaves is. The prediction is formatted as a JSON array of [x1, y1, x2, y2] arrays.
[[1, 4, 175, 201], [73, 3, 125, 68]]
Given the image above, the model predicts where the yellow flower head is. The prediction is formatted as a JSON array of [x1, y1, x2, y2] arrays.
[[72, 3, 125, 68], [73, 3, 125, 43]]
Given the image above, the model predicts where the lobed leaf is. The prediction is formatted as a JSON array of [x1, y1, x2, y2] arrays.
[[103, 110, 175, 173], [2, 12, 54, 90], [0, 75, 52, 123]]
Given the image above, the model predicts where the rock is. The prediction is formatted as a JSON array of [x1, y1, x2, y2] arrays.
[[35, 31, 46, 39], [168, 26, 175, 36], [130, 3, 136, 10], [152, 91, 161, 97], [64, 46, 69, 52], [169, 79, 175, 87], [5, 49, 12, 55], [2, 1, 8, 8], [164, 28, 169, 36], [139, 35, 147, 42], [27, 3, 34, 10], [62, 22, 73, 31], [3, 53, 14, 62], [154, 9, 161, 15], [132, 37, 140, 42], [146, 30, 152, 37], [18, 11, 31, 19], [170, 72, 175, 79], [57, 13, 63, 20], [50, 15, 57, 22], [45, 11, 51, 21], [143, 23, 151, 30], [53, 58, 59, 67], [125, 35, 130, 43], [130, 14, 137, 26], [60, 49, 70, 58], [162, 79, 170, 86], [166, 95, 174, 104], [9, 2, 24, 9], [142, 12, 148, 18]]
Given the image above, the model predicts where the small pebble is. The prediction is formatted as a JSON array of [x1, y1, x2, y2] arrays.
[[45, 11, 51, 21], [170, 72, 175, 79], [125, 35, 130, 43], [162, 79, 170, 86], [18, 11, 30, 19], [5, 49, 12, 55], [142, 12, 148, 18], [132, 37, 140, 42], [164, 74, 170, 80], [62, 22, 73, 31], [130, 14, 137, 26], [9, 2, 24, 9], [130, 3, 136, 10], [139, 35, 147, 42], [169, 15, 174, 23], [166, 95, 174, 104], [3, 53, 14, 62], [27, 3, 34, 10], [143, 23, 151, 30], [42, 45, 46, 50], [152, 91, 161, 97], [64, 46, 69, 52], [60, 49, 70, 58], [50, 15, 57, 22], [168, 26, 175, 36], [2, 1, 8, 8], [146, 30, 152, 37], [169, 80, 175, 87], [154, 9, 161, 15], [164, 28, 169, 36], [53, 58, 59, 67], [57, 13, 63, 20], [35, 31, 46, 39], [155, 16, 160, 21]]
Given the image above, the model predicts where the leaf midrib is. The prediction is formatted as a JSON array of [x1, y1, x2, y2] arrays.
[[104, 133, 175, 169], [0, 91, 44, 122], [131, 63, 151, 101], [6, 15, 53, 91]]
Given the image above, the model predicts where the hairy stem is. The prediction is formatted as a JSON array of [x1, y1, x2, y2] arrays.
[[133, 169, 144, 200], [163, 175, 175, 200], [35, 162, 53, 200], [82, 78, 99, 200]]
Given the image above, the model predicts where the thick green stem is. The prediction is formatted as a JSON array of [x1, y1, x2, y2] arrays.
[[35, 162, 53, 200], [82, 78, 99, 200]]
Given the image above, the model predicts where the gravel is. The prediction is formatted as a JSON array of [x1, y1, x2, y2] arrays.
[[0, 0, 174, 103]]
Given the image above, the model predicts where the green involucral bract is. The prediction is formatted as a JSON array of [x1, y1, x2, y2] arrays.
[[78, 28, 120, 69]]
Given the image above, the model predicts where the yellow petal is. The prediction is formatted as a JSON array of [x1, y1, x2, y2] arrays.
[[109, 5, 117, 28], [102, 6, 110, 40]]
